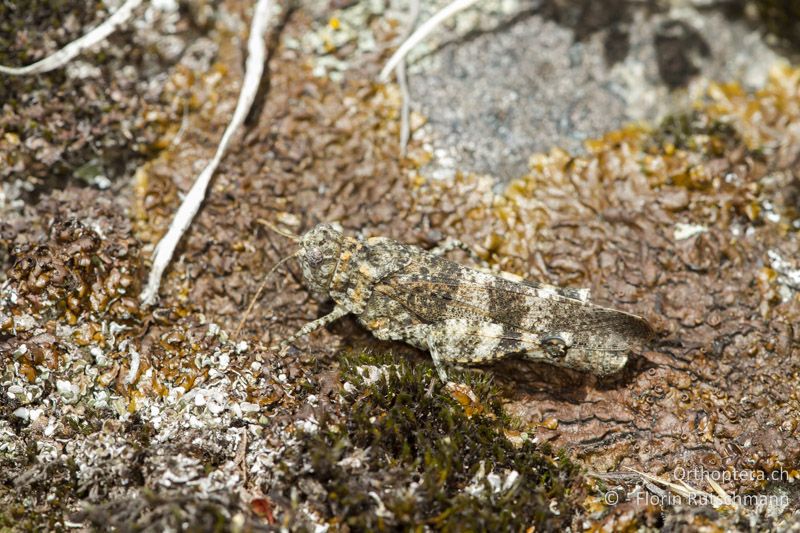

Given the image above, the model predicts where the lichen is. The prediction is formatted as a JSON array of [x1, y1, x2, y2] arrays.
[[3, 2, 800, 530]]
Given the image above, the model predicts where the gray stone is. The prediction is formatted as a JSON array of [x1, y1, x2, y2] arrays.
[[407, 1, 784, 180]]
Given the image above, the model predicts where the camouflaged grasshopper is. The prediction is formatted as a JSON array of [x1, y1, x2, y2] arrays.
[[265, 222, 653, 381]]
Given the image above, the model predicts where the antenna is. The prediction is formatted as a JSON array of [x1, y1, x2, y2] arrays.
[[257, 218, 300, 242], [233, 251, 299, 339]]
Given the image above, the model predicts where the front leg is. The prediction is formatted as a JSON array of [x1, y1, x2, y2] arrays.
[[279, 304, 349, 349]]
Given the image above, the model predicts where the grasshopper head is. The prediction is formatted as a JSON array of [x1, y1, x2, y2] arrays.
[[298, 223, 344, 300]]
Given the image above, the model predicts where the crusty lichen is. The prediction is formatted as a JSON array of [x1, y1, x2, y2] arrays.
[[3, 2, 800, 530], [0, 0, 194, 197]]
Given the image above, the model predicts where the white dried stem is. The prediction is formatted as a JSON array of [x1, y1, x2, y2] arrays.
[[0, 0, 144, 76], [379, 0, 482, 82], [397, 0, 420, 156], [140, 0, 273, 305]]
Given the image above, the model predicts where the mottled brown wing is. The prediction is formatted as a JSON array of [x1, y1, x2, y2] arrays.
[[374, 254, 653, 351]]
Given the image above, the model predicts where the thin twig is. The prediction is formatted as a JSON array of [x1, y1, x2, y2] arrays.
[[140, 0, 273, 305], [379, 0, 482, 82], [170, 99, 191, 146], [0, 0, 143, 76], [623, 466, 731, 509], [397, 0, 420, 156]]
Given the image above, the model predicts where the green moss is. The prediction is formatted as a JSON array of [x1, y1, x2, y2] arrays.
[[751, 0, 800, 49], [288, 352, 584, 530], [649, 110, 741, 156]]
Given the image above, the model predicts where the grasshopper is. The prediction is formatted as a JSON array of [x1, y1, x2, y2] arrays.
[[261, 223, 653, 381]]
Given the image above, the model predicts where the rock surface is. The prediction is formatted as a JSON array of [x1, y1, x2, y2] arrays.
[[408, 0, 787, 179], [1, 0, 800, 530]]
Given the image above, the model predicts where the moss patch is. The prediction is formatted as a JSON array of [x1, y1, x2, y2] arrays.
[[649, 110, 743, 158], [750, 0, 800, 50], [283, 352, 583, 530]]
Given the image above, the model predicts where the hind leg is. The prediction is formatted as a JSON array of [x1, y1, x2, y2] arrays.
[[424, 318, 528, 381], [428, 343, 451, 382]]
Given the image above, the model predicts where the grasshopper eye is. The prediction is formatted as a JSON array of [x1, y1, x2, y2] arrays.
[[541, 335, 568, 358], [307, 248, 322, 267]]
